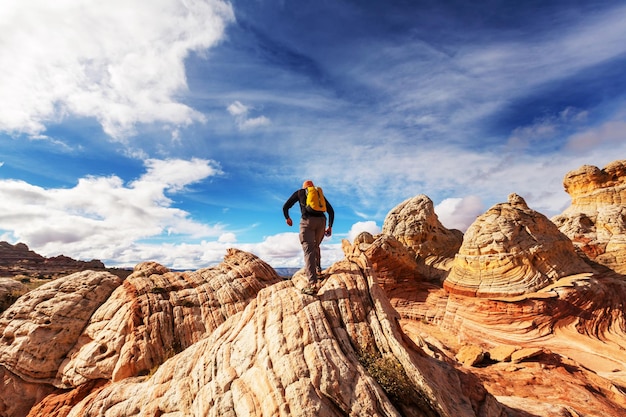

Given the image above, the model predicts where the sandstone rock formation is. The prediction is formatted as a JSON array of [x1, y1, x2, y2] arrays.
[[383, 194, 463, 259], [336, 220, 626, 416], [351, 232, 626, 417], [58, 251, 282, 389], [0, 277, 28, 312], [0, 269, 123, 416], [552, 160, 626, 274], [2, 247, 512, 417], [444, 193, 592, 297], [1, 160, 626, 417], [383, 194, 462, 280], [0, 240, 624, 416]]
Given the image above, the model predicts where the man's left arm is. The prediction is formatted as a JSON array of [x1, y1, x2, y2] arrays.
[[325, 199, 334, 235]]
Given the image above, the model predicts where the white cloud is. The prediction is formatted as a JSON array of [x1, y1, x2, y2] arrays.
[[0, 0, 235, 139], [346, 221, 381, 242], [341, 4, 626, 148], [227, 100, 271, 130], [227, 101, 249, 117], [240, 116, 271, 130], [458, 5, 626, 86], [0, 158, 224, 262], [93, 230, 345, 271], [435, 196, 484, 232], [218, 232, 237, 243], [110, 240, 234, 271], [244, 232, 302, 265], [134, 158, 223, 193]]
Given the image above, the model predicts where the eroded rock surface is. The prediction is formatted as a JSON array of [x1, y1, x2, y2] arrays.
[[383, 194, 462, 280], [59, 249, 283, 388], [444, 193, 592, 297], [0, 277, 28, 312], [0, 270, 123, 416], [19, 248, 511, 417], [359, 232, 626, 417], [383, 194, 463, 259], [552, 160, 626, 274], [2, 161, 626, 417]]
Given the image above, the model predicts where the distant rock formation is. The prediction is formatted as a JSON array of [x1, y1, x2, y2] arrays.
[[444, 193, 592, 297], [552, 160, 626, 274], [0, 241, 107, 278], [0, 242, 43, 265]]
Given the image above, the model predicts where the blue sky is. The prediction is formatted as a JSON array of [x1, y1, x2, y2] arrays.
[[1, 0, 625, 270]]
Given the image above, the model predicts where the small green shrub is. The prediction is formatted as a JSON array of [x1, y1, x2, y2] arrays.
[[150, 286, 166, 294], [147, 346, 179, 378], [358, 350, 415, 402], [181, 299, 195, 308], [0, 289, 28, 313]]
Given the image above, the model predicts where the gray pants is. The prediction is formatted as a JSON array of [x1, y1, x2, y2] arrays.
[[299, 216, 326, 285]]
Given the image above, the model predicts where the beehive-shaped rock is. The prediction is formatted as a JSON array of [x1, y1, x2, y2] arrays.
[[382, 194, 463, 259], [444, 193, 592, 297]]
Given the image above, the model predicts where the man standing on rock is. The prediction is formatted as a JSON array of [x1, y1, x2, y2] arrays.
[[283, 180, 334, 295]]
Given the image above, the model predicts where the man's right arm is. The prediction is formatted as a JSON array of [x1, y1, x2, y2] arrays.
[[282, 191, 299, 220]]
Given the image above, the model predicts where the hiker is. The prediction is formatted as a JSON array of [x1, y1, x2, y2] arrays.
[[283, 180, 334, 295]]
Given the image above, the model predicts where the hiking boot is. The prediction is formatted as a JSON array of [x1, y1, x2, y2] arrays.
[[316, 269, 327, 281], [301, 286, 317, 296]]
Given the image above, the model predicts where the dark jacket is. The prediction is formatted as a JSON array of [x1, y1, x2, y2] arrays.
[[283, 189, 334, 227]]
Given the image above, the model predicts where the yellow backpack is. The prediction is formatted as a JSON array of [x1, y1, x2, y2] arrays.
[[305, 186, 327, 212]]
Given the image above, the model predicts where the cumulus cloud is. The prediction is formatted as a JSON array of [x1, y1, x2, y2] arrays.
[[218, 232, 237, 243], [226, 101, 249, 117], [240, 116, 271, 130], [0, 158, 224, 263], [435, 196, 484, 231], [346, 221, 381, 242], [110, 240, 235, 271], [134, 158, 223, 193], [0, 0, 235, 139], [99, 230, 345, 270]]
